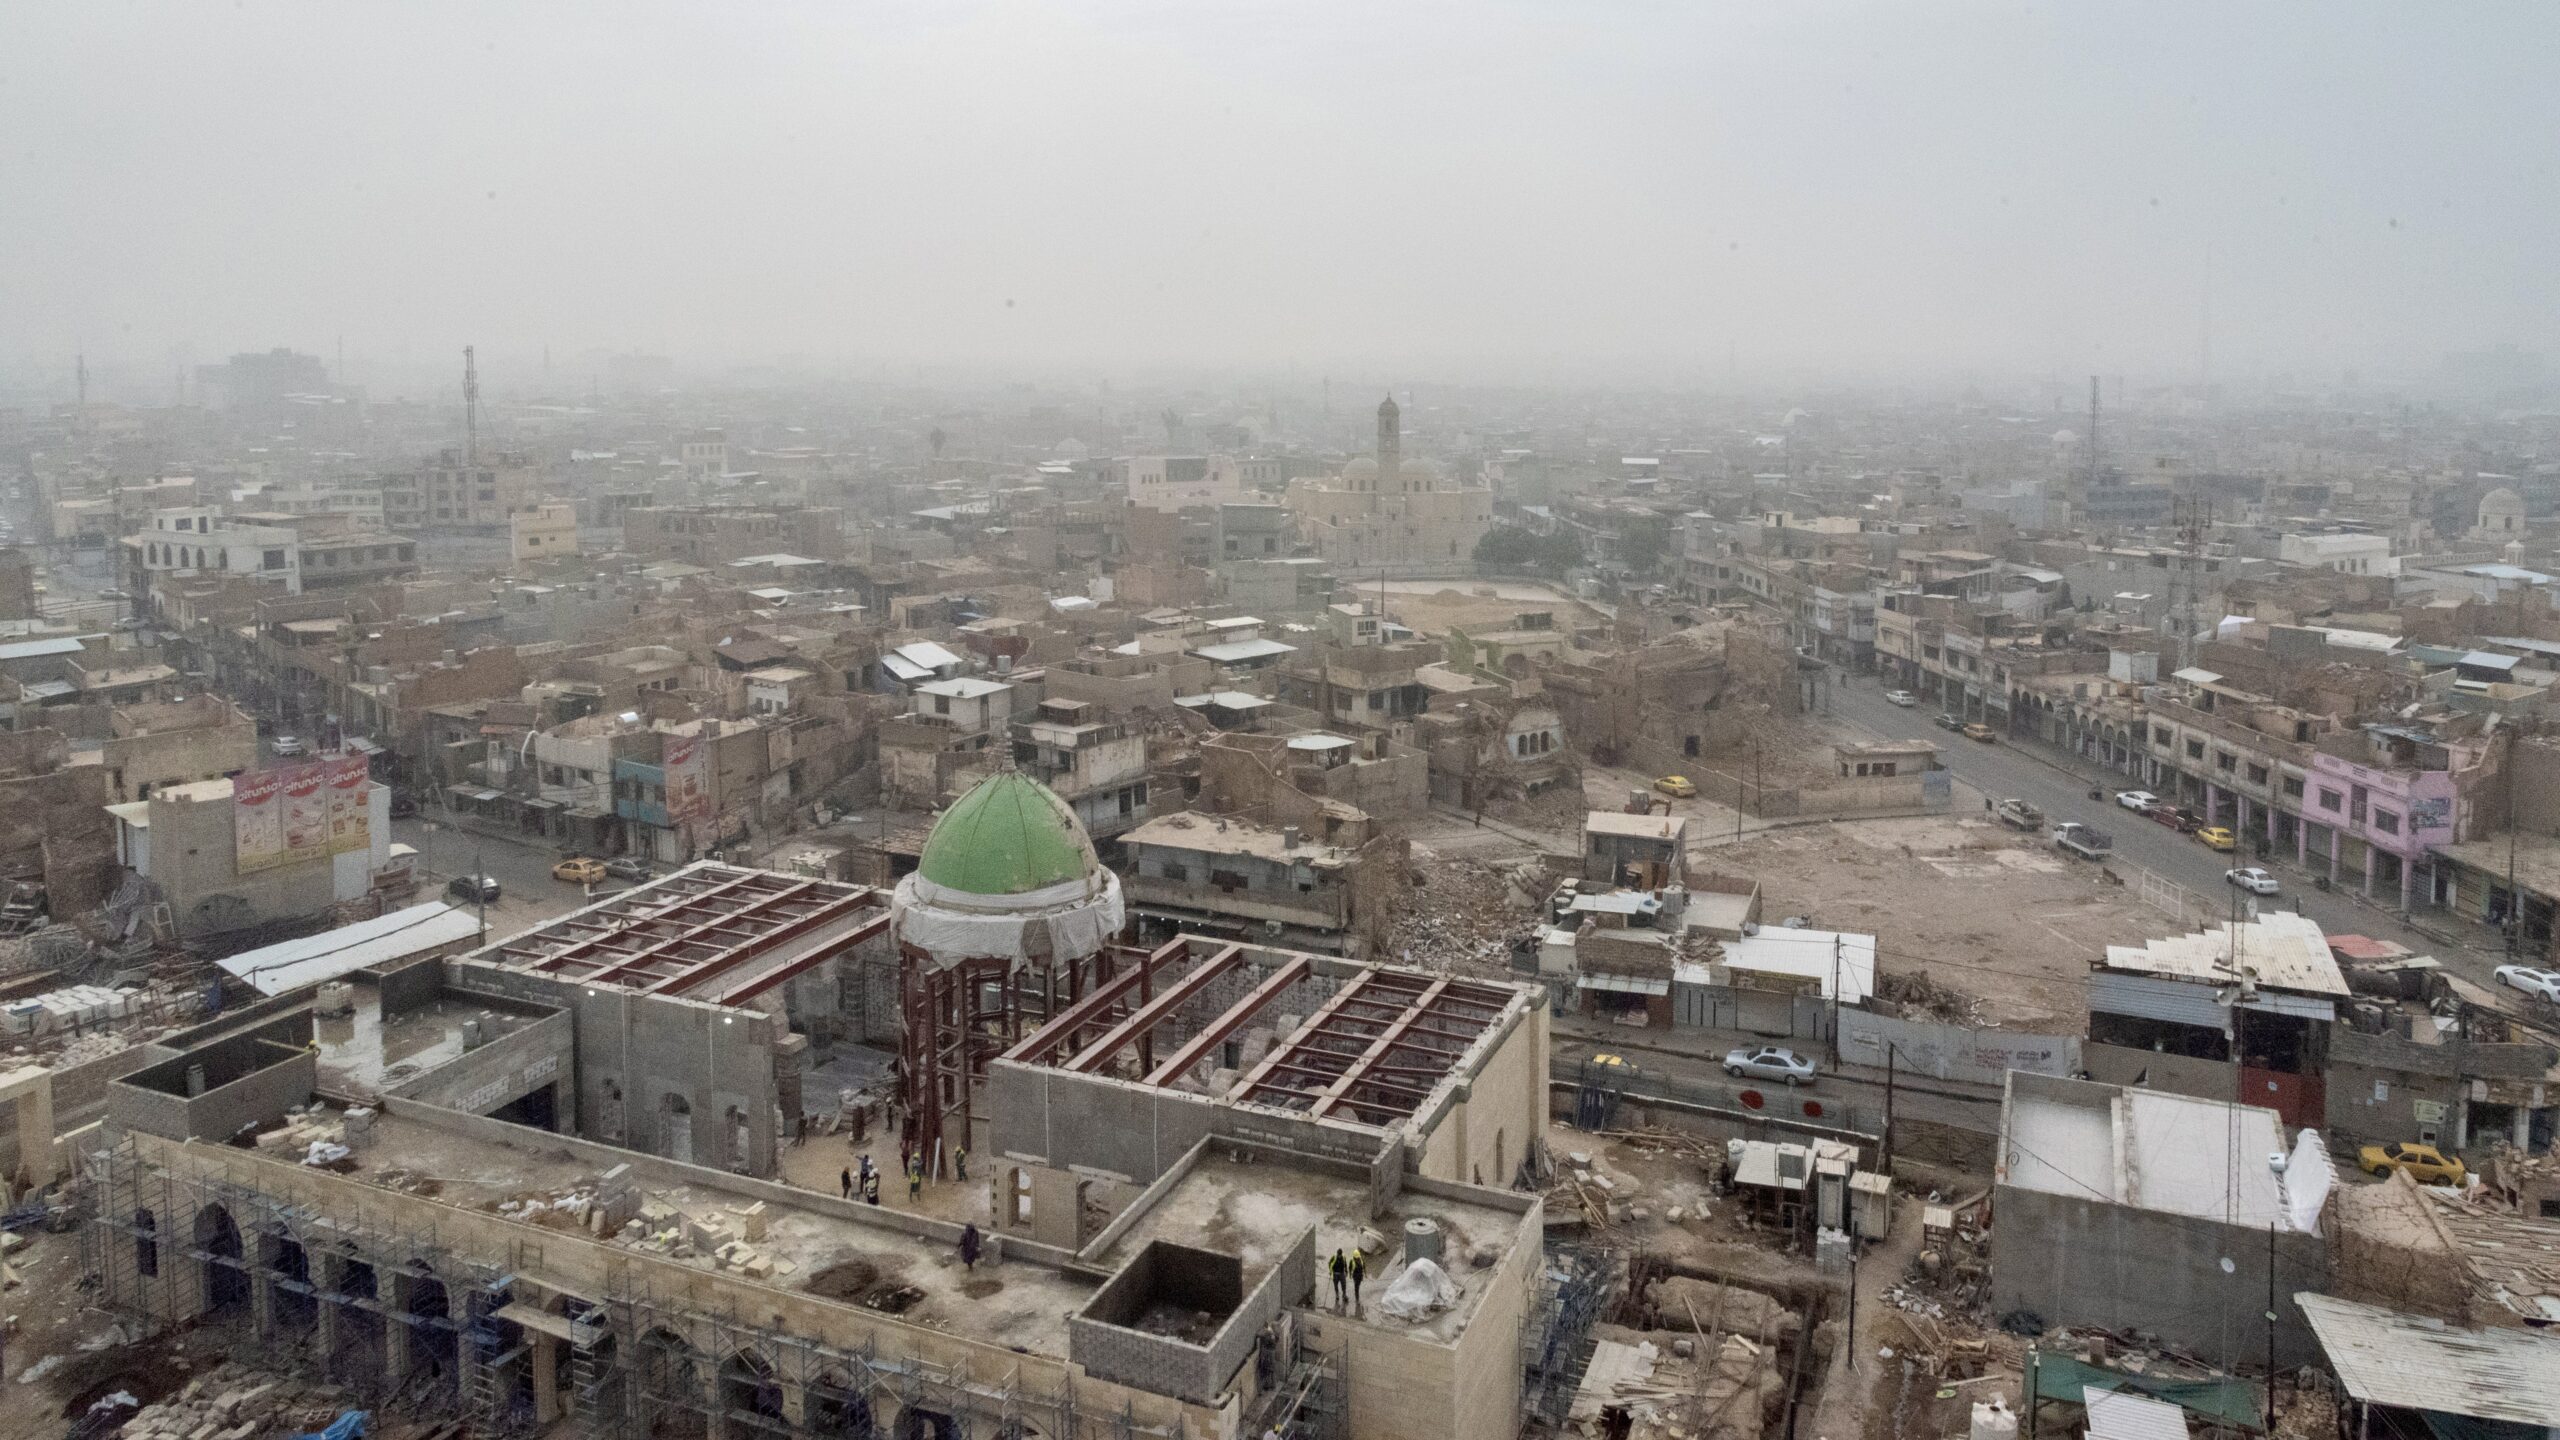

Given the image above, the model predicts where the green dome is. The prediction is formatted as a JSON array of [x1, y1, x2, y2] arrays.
[[916, 771, 1098, 896]]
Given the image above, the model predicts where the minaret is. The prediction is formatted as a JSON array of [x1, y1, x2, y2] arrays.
[[1377, 392, 1401, 486]]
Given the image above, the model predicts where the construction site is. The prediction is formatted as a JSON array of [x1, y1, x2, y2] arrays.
[[17, 772, 1570, 1440]]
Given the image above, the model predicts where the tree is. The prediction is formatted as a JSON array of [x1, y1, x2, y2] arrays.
[[1619, 524, 1669, 575], [1534, 528, 1586, 575], [1473, 525, 1539, 569]]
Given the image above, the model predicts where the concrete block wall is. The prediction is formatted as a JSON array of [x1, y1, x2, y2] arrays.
[[1990, 1183, 2329, 1367], [390, 1008, 573, 1117], [112, 1024, 319, 1145], [450, 959, 780, 1174], [985, 1060, 1221, 1184]]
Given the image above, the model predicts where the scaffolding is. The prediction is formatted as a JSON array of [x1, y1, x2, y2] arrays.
[[1520, 1237, 1626, 1429], [78, 1136, 529, 1432], [599, 1267, 1204, 1440], [1239, 1323, 1350, 1440]]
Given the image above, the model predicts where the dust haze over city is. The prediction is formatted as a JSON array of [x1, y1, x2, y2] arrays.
[[7, 7, 2560, 1440]]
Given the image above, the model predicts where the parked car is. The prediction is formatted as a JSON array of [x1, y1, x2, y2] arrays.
[[2115, 790, 2158, 811], [1934, 713, 1966, 732], [1653, 775, 1698, 799], [2357, 1141, 2466, 1186], [2225, 866, 2280, 895], [1961, 722, 1997, 743], [2195, 826, 2237, 852], [270, 735, 308, 757], [604, 857, 653, 882], [552, 856, 607, 885], [1883, 689, 1918, 707], [2494, 964, 2560, 1003], [1723, 1045, 1818, 1086], [446, 874, 502, 904], [2145, 803, 2199, 832]]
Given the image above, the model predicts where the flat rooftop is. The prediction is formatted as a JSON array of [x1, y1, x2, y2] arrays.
[[315, 976, 556, 1101], [1094, 1149, 1530, 1345], [306, 1109, 1098, 1355], [469, 861, 888, 1005], [2100, 910, 2346, 997], [2001, 1074, 2297, 1229], [1585, 812, 1688, 840]]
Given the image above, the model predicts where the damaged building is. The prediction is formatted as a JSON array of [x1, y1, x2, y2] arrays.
[[71, 768, 1551, 1440]]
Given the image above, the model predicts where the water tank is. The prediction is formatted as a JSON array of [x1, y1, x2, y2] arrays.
[[1402, 1217, 1443, 1267]]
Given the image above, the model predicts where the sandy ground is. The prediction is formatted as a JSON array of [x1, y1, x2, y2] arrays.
[[1699, 814, 2167, 1030]]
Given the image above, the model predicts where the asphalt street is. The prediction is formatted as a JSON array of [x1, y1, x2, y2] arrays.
[[1823, 675, 2505, 987]]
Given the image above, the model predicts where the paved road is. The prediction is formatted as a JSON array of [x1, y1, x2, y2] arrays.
[[1551, 1018, 2001, 1136], [1823, 676, 2503, 986]]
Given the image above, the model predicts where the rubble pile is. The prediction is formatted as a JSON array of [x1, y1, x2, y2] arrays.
[[251, 1103, 368, 1167], [111, 1361, 351, 1440], [613, 1195, 796, 1281], [1873, 969, 1984, 1025], [1387, 853, 1536, 974]]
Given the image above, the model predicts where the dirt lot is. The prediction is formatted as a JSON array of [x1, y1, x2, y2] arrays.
[[1717, 814, 2166, 1030]]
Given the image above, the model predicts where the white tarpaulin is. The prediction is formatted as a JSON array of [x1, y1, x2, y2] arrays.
[[1376, 1258, 1460, 1321], [2283, 1127, 2335, 1233]]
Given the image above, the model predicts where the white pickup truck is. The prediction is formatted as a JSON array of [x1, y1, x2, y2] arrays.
[[2051, 822, 2114, 861]]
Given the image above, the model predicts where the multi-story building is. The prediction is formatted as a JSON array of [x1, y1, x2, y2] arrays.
[[1010, 699, 1151, 844], [1121, 454, 1248, 512], [377, 450, 537, 532], [508, 502, 580, 570], [623, 504, 843, 567]]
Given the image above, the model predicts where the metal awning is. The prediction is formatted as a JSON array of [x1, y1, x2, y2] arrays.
[[1576, 971, 1670, 996], [522, 798, 563, 811], [2296, 1292, 2560, 1427]]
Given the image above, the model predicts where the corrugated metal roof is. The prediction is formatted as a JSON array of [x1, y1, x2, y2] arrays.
[[2296, 1293, 2560, 1426], [216, 902, 482, 997], [0, 636, 85, 661], [2084, 1388, 2189, 1440]]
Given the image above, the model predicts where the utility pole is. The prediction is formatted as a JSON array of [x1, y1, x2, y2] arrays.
[[2264, 1220, 2278, 1393], [462, 345, 480, 466], [473, 840, 487, 944], [1882, 1042, 1897, 1169], [2087, 374, 2101, 491], [1829, 931, 1843, 1049]]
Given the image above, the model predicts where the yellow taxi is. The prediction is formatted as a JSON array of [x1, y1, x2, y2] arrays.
[[552, 856, 607, 885], [1653, 775, 1697, 799], [2358, 1141, 2466, 1186], [2195, 826, 2237, 852]]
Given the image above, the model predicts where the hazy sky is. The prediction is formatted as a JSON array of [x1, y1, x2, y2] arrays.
[[6, 2, 2555, 385]]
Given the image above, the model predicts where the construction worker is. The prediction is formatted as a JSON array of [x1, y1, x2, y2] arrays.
[[960, 1222, 983, 1271], [863, 1169, 880, 1205], [839, 1167, 853, 1199], [907, 1155, 923, 1203], [1328, 1249, 1348, 1310], [1350, 1248, 1367, 1308], [955, 1145, 968, 1183]]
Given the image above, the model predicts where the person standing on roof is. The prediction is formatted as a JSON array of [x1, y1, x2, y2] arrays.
[[1328, 1249, 1348, 1311]]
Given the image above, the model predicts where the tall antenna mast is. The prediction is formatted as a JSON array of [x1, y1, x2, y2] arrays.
[[76, 352, 88, 410], [2087, 374, 2101, 490], [462, 345, 480, 465]]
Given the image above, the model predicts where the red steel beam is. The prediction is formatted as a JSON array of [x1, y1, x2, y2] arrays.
[[713, 909, 893, 1006], [1310, 979, 1448, 1119], [1140, 955, 1314, 1085], [1229, 968, 1387, 1097], [588, 876, 829, 983], [1062, 945, 1249, 1073], [589, 881, 825, 988], [1002, 936, 1187, 1064], [524, 869, 774, 972]]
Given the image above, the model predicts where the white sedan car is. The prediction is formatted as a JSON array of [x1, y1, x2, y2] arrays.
[[1724, 1045, 1818, 1086], [2495, 965, 2560, 1003], [1883, 689, 1918, 707], [2116, 790, 2158, 811], [2225, 867, 2279, 895]]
